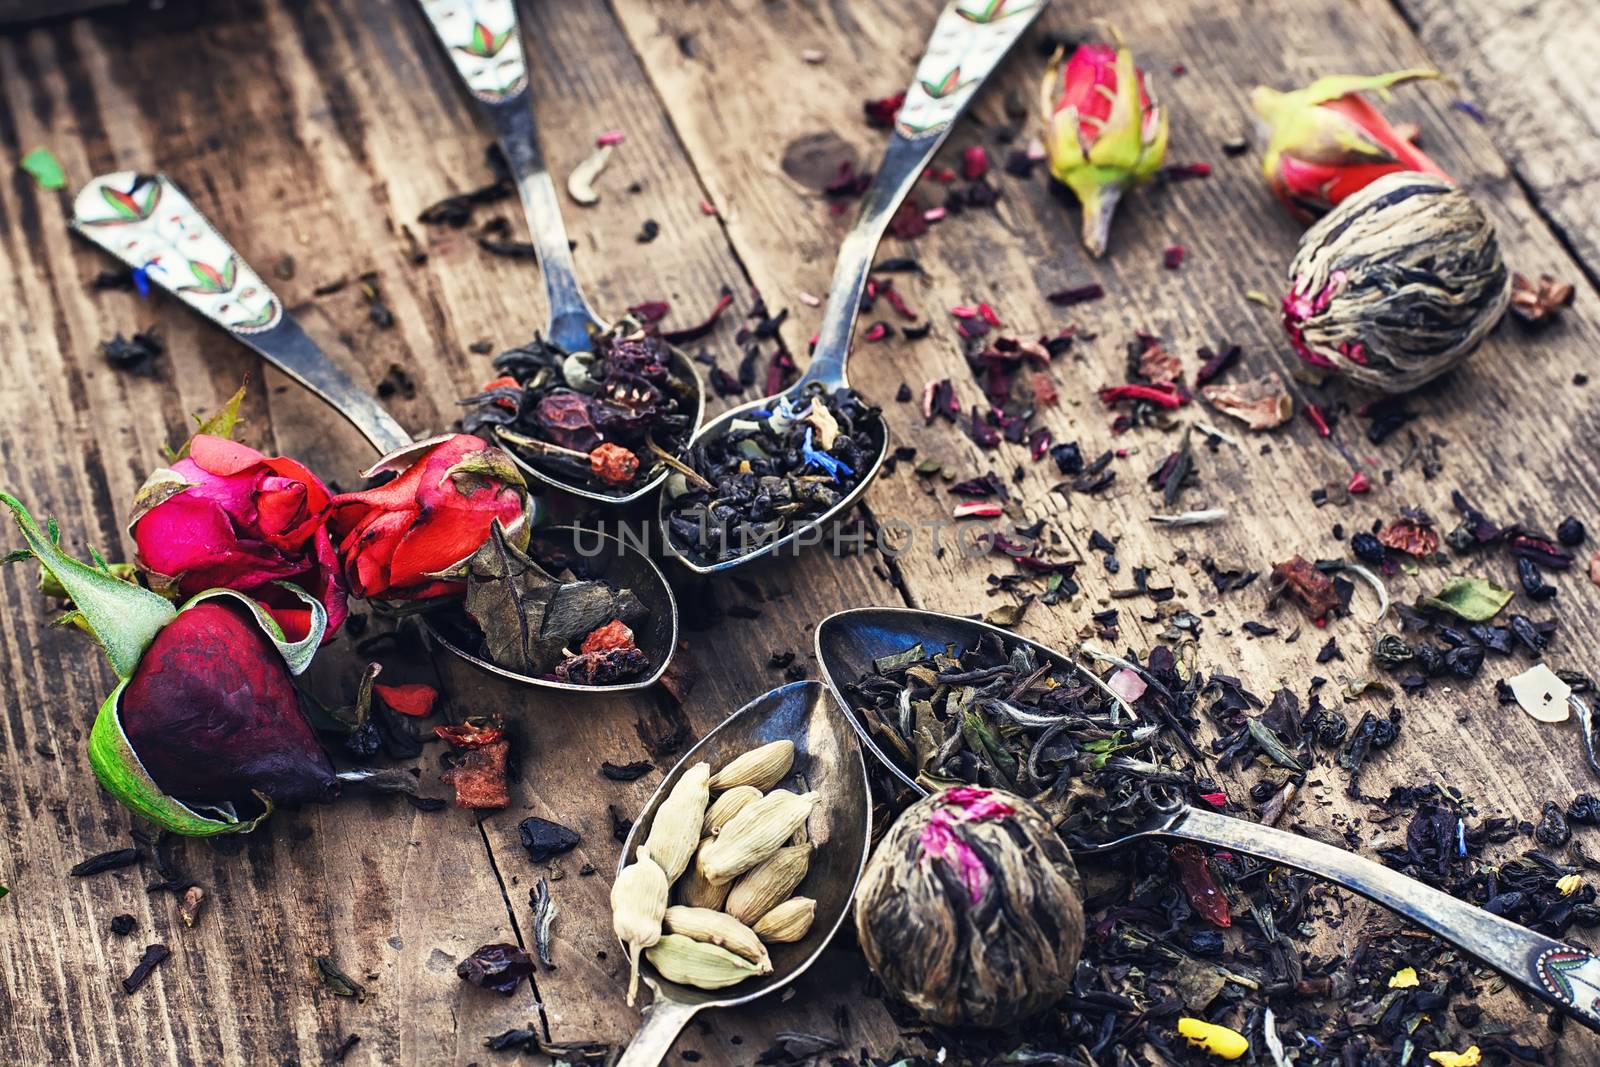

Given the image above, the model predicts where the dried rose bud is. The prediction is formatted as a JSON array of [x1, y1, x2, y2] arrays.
[[1253, 69, 1449, 222], [3, 494, 335, 836], [853, 786, 1084, 1027], [1039, 32, 1168, 256], [327, 434, 531, 602]]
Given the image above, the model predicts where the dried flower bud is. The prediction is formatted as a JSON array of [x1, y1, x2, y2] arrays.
[[1283, 172, 1511, 393], [853, 787, 1084, 1028]]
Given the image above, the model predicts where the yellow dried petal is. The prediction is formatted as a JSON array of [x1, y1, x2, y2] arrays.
[[1428, 1048, 1481, 1067], [1388, 966, 1419, 989], [1559, 873, 1582, 896], [1176, 1018, 1248, 1060]]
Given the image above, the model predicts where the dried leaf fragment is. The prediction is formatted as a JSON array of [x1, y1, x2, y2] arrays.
[[567, 145, 613, 205], [1201, 371, 1293, 430]]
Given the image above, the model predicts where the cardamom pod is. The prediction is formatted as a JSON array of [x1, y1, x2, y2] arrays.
[[677, 843, 731, 910], [643, 761, 710, 882], [645, 933, 762, 991], [752, 896, 816, 943], [698, 789, 819, 885], [663, 906, 772, 972], [708, 739, 795, 792], [725, 842, 811, 925], [703, 784, 762, 836], [610, 845, 669, 1006]]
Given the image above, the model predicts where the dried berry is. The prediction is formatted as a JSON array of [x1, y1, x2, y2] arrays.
[[456, 943, 534, 996], [1351, 531, 1386, 565], [1558, 517, 1586, 546]]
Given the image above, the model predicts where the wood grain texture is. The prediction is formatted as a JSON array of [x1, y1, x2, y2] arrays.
[[0, 0, 1598, 1063], [1394, 0, 1600, 280]]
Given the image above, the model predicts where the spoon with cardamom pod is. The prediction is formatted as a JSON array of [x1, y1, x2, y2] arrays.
[[816, 606, 1600, 1033], [657, 0, 1049, 574], [69, 171, 677, 694], [611, 680, 871, 1065], [414, 0, 706, 506]]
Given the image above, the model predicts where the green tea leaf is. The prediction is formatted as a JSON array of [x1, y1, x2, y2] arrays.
[[172, 381, 249, 461], [1421, 576, 1514, 621], [19, 148, 65, 190], [309, 955, 366, 1001]]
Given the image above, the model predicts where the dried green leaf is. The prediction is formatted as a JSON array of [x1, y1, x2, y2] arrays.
[[309, 955, 366, 1001], [1420, 576, 1514, 621], [983, 601, 1030, 628], [873, 644, 925, 673], [1246, 718, 1304, 772], [20, 147, 65, 190], [174, 382, 249, 461]]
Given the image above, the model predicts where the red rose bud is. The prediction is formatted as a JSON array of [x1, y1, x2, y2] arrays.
[[1039, 33, 1168, 256], [129, 434, 347, 643], [1253, 70, 1450, 222], [327, 434, 530, 602], [2, 493, 334, 835]]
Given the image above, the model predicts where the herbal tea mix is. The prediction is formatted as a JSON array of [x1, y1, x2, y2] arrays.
[[5, 0, 1600, 1065]]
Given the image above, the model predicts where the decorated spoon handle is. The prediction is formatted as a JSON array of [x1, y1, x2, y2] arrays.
[[69, 171, 411, 455], [414, 0, 604, 356], [1171, 806, 1600, 1031], [806, 0, 1048, 389]]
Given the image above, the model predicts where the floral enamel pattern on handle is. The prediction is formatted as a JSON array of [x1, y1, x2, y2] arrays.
[[894, 0, 1046, 138], [416, 0, 527, 102], [72, 172, 282, 335]]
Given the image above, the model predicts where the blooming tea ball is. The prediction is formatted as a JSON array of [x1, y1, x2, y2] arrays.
[[852, 786, 1084, 1028], [1283, 171, 1510, 394]]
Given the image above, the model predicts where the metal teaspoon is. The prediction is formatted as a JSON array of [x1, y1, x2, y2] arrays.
[[69, 170, 678, 694], [414, 0, 707, 506], [657, 0, 1050, 575], [815, 605, 1600, 1033]]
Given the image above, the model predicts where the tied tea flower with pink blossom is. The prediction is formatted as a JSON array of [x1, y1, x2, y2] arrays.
[[130, 434, 347, 643], [327, 433, 530, 602]]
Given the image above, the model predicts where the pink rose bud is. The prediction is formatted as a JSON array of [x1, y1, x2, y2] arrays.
[[1039, 32, 1168, 256], [130, 435, 347, 643], [1252, 69, 1450, 222]]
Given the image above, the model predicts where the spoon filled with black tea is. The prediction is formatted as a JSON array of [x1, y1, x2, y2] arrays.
[[415, 0, 706, 506], [816, 605, 1600, 1034], [70, 170, 677, 694], [657, 0, 1049, 574]]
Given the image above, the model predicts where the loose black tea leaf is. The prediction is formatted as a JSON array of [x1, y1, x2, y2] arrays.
[[663, 385, 881, 566], [109, 914, 137, 936], [461, 523, 649, 682], [456, 943, 534, 996], [70, 848, 141, 877], [310, 955, 366, 1001], [600, 759, 652, 781], [121, 943, 170, 994], [517, 817, 581, 864]]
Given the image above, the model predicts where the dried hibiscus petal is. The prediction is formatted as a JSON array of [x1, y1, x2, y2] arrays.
[[456, 942, 533, 995], [1271, 555, 1341, 620], [589, 442, 640, 487], [1378, 518, 1439, 557], [580, 619, 636, 655], [373, 683, 438, 717], [440, 739, 510, 809], [1169, 844, 1231, 927], [1201, 371, 1293, 430]]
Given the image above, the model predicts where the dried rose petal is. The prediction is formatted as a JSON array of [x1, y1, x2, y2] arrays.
[[628, 300, 670, 324], [373, 683, 438, 717], [1378, 518, 1439, 557], [953, 502, 1004, 520], [1163, 245, 1186, 270], [1510, 272, 1574, 324], [1137, 343, 1184, 386], [864, 91, 906, 128], [1169, 844, 1231, 927], [1347, 471, 1371, 494], [1271, 555, 1340, 619], [961, 145, 989, 180], [1201, 371, 1293, 430]]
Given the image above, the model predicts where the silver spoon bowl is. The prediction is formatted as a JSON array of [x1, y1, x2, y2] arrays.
[[69, 170, 677, 695], [615, 680, 871, 1065], [656, 0, 1048, 575], [815, 605, 1600, 1034], [424, 524, 678, 693], [416, 0, 705, 506]]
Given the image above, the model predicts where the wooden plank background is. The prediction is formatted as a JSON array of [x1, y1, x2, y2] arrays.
[[0, 0, 1597, 1063]]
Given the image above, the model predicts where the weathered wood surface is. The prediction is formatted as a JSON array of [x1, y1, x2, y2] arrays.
[[0, 0, 1598, 1063]]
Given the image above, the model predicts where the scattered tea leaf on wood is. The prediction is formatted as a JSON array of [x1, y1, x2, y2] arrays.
[[517, 817, 581, 864], [456, 942, 534, 996], [310, 955, 366, 1001], [1421, 577, 1514, 621], [121, 943, 170, 994], [70, 848, 142, 877]]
